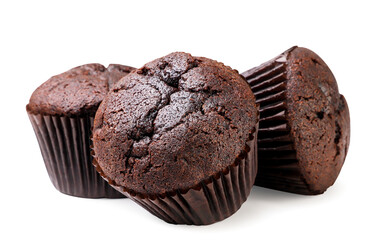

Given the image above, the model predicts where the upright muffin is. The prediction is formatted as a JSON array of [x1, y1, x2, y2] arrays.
[[242, 46, 350, 195], [27, 63, 135, 198], [93, 52, 259, 225]]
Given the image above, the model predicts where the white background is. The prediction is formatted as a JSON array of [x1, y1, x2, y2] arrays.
[[1, 0, 378, 239]]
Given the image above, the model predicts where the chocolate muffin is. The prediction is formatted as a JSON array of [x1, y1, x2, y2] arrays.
[[27, 63, 135, 198], [93, 52, 259, 225], [242, 46, 350, 195]]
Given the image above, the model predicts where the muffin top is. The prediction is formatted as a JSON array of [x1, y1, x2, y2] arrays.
[[285, 47, 350, 193], [93, 52, 258, 195], [27, 63, 135, 116]]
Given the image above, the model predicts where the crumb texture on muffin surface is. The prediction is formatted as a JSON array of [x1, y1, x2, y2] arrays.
[[27, 64, 135, 116], [286, 47, 350, 193], [93, 52, 258, 195]]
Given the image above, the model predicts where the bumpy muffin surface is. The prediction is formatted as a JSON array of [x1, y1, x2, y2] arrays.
[[93, 52, 258, 195], [286, 47, 350, 193], [27, 63, 135, 116]]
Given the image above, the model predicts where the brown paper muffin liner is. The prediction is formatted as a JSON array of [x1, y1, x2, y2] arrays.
[[93, 122, 258, 225], [241, 47, 314, 195], [27, 112, 125, 198]]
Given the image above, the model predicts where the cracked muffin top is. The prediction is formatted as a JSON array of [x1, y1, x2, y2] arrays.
[[27, 64, 135, 116], [93, 52, 258, 195]]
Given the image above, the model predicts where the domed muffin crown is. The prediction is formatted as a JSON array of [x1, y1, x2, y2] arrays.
[[93, 52, 258, 195]]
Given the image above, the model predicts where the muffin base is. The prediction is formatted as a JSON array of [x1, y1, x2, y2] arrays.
[[28, 112, 125, 198], [94, 123, 258, 225]]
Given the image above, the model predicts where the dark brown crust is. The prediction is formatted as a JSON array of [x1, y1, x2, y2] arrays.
[[27, 63, 135, 117], [286, 47, 350, 193], [93, 52, 259, 195], [242, 46, 350, 194]]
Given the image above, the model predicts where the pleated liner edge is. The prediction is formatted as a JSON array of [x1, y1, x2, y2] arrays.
[[27, 112, 125, 198], [93, 121, 258, 225]]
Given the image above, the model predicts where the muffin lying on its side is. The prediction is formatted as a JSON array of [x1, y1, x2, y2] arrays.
[[27, 63, 135, 198], [92, 52, 259, 225], [242, 46, 350, 195]]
